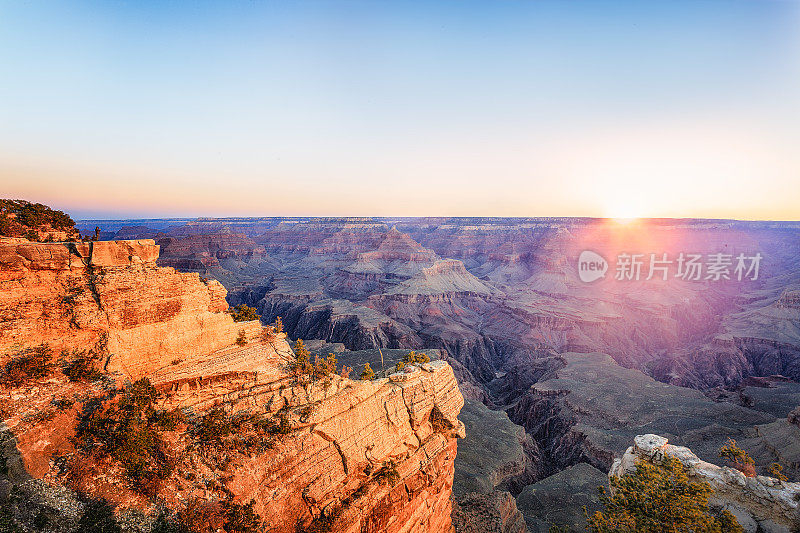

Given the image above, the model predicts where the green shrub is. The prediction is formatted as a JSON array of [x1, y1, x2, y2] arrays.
[[73, 379, 177, 496], [75, 497, 121, 533], [0, 216, 10, 239], [359, 363, 375, 381], [402, 351, 430, 365], [151, 512, 190, 533], [0, 344, 54, 386], [230, 304, 260, 323], [587, 456, 742, 533], [372, 459, 400, 485], [288, 339, 314, 383], [221, 499, 261, 533], [194, 407, 233, 443], [192, 407, 291, 454], [176, 498, 261, 533], [61, 348, 102, 382], [766, 462, 788, 482], [0, 501, 21, 533], [235, 329, 248, 346], [52, 397, 74, 410], [289, 340, 339, 388], [719, 438, 754, 465], [719, 438, 756, 476], [314, 353, 337, 379], [0, 199, 75, 237]]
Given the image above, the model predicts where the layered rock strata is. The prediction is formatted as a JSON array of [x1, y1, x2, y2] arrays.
[[0, 238, 261, 380]]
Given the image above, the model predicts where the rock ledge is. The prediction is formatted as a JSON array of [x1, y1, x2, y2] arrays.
[[611, 434, 800, 532]]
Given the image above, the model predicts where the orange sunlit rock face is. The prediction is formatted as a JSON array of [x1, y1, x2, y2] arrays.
[[0, 237, 465, 532], [0, 238, 261, 380]]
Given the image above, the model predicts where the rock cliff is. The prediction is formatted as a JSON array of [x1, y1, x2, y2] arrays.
[[0, 238, 465, 533], [612, 434, 800, 533], [0, 238, 262, 380]]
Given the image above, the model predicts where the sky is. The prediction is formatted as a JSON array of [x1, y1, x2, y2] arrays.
[[1, 0, 799, 220]]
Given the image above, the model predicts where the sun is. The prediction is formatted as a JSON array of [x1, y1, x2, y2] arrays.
[[604, 198, 644, 223]]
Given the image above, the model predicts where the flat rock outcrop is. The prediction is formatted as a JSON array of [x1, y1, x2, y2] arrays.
[[612, 434, 800, 533]]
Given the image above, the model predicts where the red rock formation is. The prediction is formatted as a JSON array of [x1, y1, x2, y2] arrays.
[[356, 227, 437, 264], [156, 232, 267, 271], [0, 238, 465, 533], [0, 238, 261, 380]]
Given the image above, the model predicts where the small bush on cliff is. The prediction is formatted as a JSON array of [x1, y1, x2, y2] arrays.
[[395, 351, 431, 372], [289, 339, 314, 379], [359, 363, 375, 381], [766, 462, 788, 482], [719, 438, 754, 464], [73, 379, 179, 496], [272, 316, 284, 333], [193, 407, 291, 454], [289, 340, 340, 388], [288, 339, 328, 388], [372, 459, 400, 485], [151, 513, 190, 533], [230, 304, 260, 323], [177, 498, 261, 533], [221, 499, 261, 533], [403, 351, 430, 364], [260, 325, 276, 342], [61, 348, 103, 382], [0, 344, 54, 386], [194, 407, 233, 442], [587, 456, 743, 533], [62, 334, 109, 382], [719, 438, 755, 476], [314, 352, 337, 378]]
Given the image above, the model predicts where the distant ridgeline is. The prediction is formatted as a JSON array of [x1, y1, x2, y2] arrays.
[[0, 199, 76, 241]]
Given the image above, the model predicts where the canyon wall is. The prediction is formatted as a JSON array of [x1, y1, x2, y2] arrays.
[[0, 238, 465, 532], [0, 238, 262, 380]]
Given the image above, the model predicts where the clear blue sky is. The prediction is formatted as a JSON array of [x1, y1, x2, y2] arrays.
[[1, 1, 798, 219]]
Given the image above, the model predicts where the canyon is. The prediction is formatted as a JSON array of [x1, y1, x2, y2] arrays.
[[0, 237, 465, 532], [79, 216, 800, 531]]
